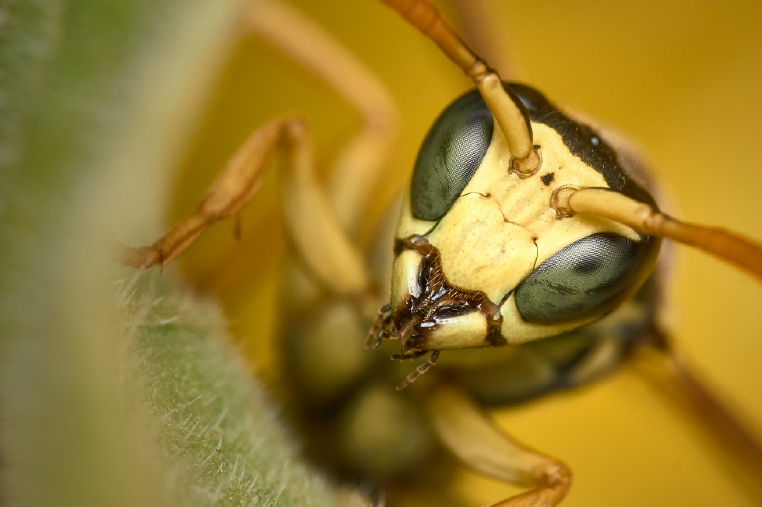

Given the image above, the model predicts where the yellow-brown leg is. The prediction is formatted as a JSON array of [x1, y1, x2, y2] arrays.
[[630, 343, 762, 501], [116, 118, 282, 271], [428, 383, 571, 507], [117, 115, 370, 296], [245, 0, 398, 235], [119, 0, 400, 298], [279, 117, 371, 295]]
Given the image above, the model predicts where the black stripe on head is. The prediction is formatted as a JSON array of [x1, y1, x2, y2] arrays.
[[507, 83, 656, 207], [409, 84, 657, 223]]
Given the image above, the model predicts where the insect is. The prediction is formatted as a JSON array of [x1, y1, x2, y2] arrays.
[[120, 0, 762, 505]]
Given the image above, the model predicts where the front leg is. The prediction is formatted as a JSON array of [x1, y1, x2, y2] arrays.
[[428, 383, 571, 507], [117, 116, 370, 296]]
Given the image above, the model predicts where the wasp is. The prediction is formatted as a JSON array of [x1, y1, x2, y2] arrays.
[[119, 0, 762, 505]]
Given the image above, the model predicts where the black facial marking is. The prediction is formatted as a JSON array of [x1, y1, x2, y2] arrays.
[[390, 236, 506, 350], [508, 83, 655, 207], [540, 173, 555, 186]]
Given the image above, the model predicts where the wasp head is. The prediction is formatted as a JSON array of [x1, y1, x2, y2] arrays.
[[378, 84, 660, 358]]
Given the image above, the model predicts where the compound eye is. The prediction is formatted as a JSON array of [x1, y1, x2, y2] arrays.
[[410, 89, 494, 221], [507, 82, 550, 113], [515, 233, 651, 325]]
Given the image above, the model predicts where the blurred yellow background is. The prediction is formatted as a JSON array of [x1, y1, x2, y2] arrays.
[[167, 0, 762, 505]]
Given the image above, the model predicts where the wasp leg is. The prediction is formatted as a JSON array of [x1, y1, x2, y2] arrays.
[[245, 0, 398, 235], [245, 0, 399, 311], [428, 383, 571, 507], [119, 0, 398, 296], [631, 343, 762, 501], [117, 116, 370, 295], [279, 117, 371, 295], [115, 119, 283, 271]]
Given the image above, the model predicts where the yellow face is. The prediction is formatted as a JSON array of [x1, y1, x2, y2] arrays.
[[390, 86, 661, 352]]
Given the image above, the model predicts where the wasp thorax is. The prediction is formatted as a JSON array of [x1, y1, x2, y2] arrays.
[[384, 84, 661, 351]]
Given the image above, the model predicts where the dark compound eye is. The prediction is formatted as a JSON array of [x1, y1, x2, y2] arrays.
[[410, 89, 494, 221], [515, 233, 653, 325], [507, 82, 550, 113]]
